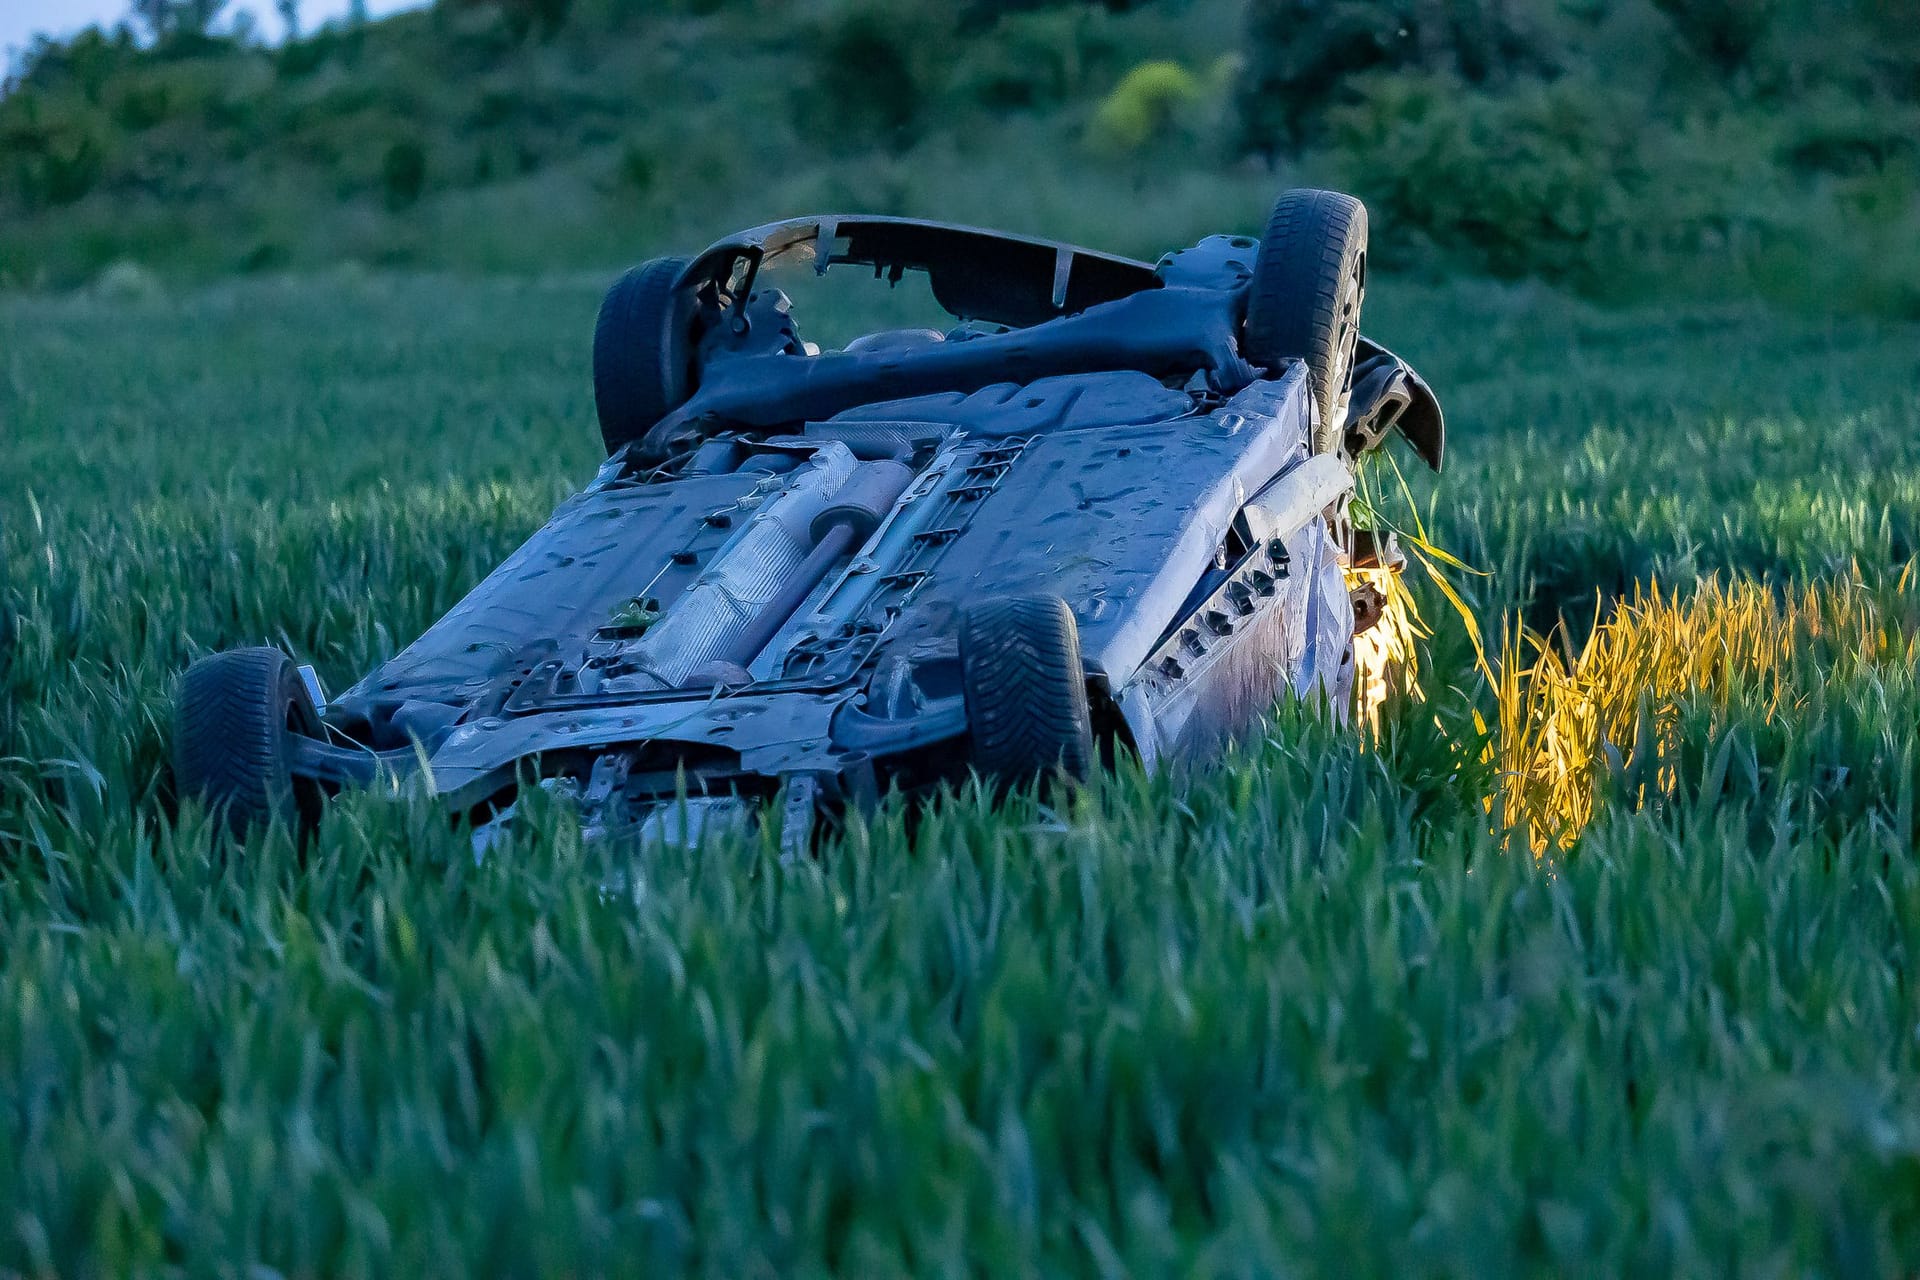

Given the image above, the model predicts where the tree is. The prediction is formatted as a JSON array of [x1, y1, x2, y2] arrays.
[[127, 0, 231, 43], [1648, 0, 1777, 74], [1236, 0, 1558, 156]]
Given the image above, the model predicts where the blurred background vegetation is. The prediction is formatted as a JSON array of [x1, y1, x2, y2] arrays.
[[2, 0, 1917, 315]]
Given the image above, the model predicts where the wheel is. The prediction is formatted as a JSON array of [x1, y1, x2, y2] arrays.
[[1242, 188, 1368, 454], [173, 647, 322, 836], [592, 256, 695, 457], [959, 595, 1095, 786]]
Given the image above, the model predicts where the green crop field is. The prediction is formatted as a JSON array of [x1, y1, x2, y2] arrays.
[[5, 271, 1920, 1276]]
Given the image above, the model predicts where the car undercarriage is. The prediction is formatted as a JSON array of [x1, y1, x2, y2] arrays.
[[172, 192, 1446, 851]]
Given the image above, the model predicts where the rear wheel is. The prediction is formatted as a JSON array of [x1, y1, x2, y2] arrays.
[[592, 256, 695, 456], [1242, 188, 1368, 454], [960, 595, 1095, 786], [173, 647, 322, 836]]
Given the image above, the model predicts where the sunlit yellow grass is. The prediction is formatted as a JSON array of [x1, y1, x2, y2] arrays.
[[1347, 565, 1417, 731], [1489, 572, 1917, 850]]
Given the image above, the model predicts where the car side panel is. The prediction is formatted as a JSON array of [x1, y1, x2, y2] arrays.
[[1116, 515, 1352, 767]]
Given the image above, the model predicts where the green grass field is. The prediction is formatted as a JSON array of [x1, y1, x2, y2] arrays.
[[5, 273, 1920, 1275]]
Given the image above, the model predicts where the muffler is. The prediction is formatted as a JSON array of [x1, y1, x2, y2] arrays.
[[619, 447, 911, 689]]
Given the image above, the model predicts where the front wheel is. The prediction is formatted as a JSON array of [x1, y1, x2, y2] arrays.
[[592, 256, 695, 457], [959, 595, 1095, 787], [173, 647, 322, 836]]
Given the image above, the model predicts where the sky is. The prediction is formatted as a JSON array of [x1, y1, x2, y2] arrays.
[[4, 0, 425, 65]]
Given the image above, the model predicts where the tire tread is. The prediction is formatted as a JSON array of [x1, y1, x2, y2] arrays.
[[173, 647, 301, 835], [592, 256, 692, 456], [1243, 188, 1369, 446], [960, 595, 1095, 783]]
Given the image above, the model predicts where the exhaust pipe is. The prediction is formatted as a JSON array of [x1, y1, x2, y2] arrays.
[[619, 449, 911, 689], [705, 459, 912, 677]]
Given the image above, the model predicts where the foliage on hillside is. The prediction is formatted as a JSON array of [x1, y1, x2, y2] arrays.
[[1241, 0, 1920, 312], [2, 0, 1917, 314]]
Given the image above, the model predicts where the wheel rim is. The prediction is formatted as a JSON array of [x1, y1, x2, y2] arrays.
[[1328, 252, 1365, 439]]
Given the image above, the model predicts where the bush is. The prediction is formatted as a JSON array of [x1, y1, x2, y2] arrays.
[[0, 95, 112, 208], [501, 0, 574, 43], [275, 30, 335, 78], [958, 0, 1142, 26], [381, 138, 427, 208], [1237, 0, 1408, 152], [10, 27, 140, 104], [105, 62, 235, 133], [1328, 73, 1637, 283], [1087, 60, 1202, 154], [567, 0, 741, 28], [615, 137, 656, 193], [1649, 0, 1778, 74], [803, 2, 952, 151], [1778, 91, 1920, 177], [953, 8, 1117, 111], [110, 77, 174, 130], [1236, 0, 1560, 154], [128, 0, 233, 45]]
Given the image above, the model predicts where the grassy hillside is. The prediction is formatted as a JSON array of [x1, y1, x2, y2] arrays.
[[3, 0, 1918, 314], [4, 273, 1920, 1272]]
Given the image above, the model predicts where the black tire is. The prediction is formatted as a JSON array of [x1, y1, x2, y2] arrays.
[[173, 647, 321, 837], [592, 256, 695, 457], [959, 595, 1095, 786], [1242, 188, 1368, 454]]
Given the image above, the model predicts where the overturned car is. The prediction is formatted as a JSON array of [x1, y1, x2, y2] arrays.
[[173, 188, 1445, 846]]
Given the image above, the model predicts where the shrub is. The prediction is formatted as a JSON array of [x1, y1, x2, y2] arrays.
[[1237, 0, 1408, 153], [1649, 0, 1779, 74], [568, 0, 740, 28], [1778, 91, 1920, 177], [1328, 73, 1636, 283], [381, 138, 427, 208], [10, 27, 140, 104], [1236, 0, 1563, 154], [110, 76, 174, 130], [128, 0, 233, 45], [275, 31, 335, 78], [803, 2, 951, 151], [435, 0, 560, 53], [0, 96, 112, 208], [1086, 60, 1202, 154], [104, 61, 236, 133], [615, 137, 656, 193], [959, 0, 1141, 28], [954, 8, 1108, 111], [239, 239, 291, 272]]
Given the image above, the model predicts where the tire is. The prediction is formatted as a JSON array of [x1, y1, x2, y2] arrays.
[[592, 256, 695, 457], [1242, 188, 1368, 455], [173, 647, 321, 837], [959, 595, 1095, 786]]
